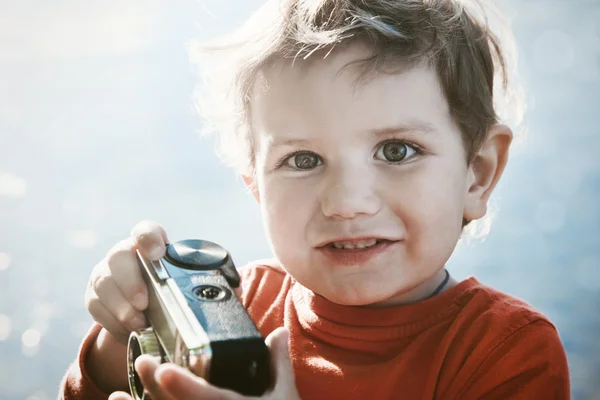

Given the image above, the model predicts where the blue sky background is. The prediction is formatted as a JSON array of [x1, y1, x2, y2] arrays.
[[0, 0, 599, 399]]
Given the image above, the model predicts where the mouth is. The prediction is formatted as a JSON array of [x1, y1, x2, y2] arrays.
[[323, 238, 389, 250], [316, 238, 398, 266], [317, 236, 401, 250]]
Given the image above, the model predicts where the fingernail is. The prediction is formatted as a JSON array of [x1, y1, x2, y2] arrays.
[[155, 368, 164, 385], [133, 293, 147, 310], [149, 245, 164, 260], [154, 364, 170, 386]]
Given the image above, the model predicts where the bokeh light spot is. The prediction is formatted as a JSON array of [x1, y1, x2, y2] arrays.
[[0, 252, 11, 271], [0, 172, 27, 197], [22, 328, 41, 348]]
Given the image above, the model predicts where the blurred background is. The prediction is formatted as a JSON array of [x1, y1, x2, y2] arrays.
[[0, 0, 598, 399]]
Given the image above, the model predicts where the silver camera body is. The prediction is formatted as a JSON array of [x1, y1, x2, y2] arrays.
[[127, 239, 271, 399]]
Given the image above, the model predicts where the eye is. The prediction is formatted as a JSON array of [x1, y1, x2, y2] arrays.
[[281, 151, 323, 170], [374, 141, 418, 163]]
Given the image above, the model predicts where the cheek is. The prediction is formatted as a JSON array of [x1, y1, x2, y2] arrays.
[[259, 177, 317, 247], [391, 162, 466, 250]]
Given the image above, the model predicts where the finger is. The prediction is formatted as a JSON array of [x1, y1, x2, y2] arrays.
[[108, 392, 132, 400], [85, 289, 130, 343], [131, 220, 169, 261], [265, 327, 296, 391], [233, 285, 242, 300], [93, 270, 147, 332], [105, 238, 148, 311], [135, 355, 175, 400], [156, 364, 244, 400]]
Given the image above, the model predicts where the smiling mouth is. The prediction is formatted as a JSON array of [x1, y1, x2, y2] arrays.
[[320, 238, 399, 250], [326, 238, 386, 250], [317, 239, 397, 266]]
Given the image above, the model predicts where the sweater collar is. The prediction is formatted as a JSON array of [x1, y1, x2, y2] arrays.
[[291, 276, 481, 340]]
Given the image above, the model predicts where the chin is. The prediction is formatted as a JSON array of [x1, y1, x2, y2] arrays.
[[319, 286, 397, 307], [331, 279, 426, 307]]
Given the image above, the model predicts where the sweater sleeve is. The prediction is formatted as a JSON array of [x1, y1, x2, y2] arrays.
[[59, 323, 112, 400], [457, 320, 570, 400]]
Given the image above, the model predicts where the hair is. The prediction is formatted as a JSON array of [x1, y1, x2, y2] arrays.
[[190, 0, 525, 237]]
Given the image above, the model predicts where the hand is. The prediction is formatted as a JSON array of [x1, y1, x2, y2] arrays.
[[107, 327, 300, 400], [85, 220, 169, 343]]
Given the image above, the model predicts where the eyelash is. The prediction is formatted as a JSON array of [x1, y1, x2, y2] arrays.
[[275, 150, 320, 170], [376, 139, 423, 164], [274, 140, 424, 170]]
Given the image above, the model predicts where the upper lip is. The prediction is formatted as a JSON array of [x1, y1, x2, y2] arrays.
[[315, 236, 400, 248]]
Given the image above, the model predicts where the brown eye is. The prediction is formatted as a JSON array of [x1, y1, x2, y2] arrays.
[[375, 141, 416, 163], [286, 152, 322, 170]]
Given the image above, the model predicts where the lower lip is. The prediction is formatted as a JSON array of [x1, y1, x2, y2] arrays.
[[316, 241, 397, 266]]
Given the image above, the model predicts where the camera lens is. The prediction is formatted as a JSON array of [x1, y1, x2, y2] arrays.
[[199, 286, 220, 299], [127, 328, 162, 400], [194, 284, 229, 301], [128, 335, 145, 399]]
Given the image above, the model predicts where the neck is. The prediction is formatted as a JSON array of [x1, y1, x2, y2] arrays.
[[363, 268, 456, 308]]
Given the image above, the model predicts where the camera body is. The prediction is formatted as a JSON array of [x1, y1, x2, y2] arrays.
[[127, 239, 271, 399]]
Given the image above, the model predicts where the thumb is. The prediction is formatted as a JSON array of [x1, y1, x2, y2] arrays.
[[265, 327, 295, 389]]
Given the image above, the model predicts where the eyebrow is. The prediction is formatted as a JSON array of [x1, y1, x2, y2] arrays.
[[266, 121, 437, 150], [266, 137, 313, 151], [369, 121, 437, 138]]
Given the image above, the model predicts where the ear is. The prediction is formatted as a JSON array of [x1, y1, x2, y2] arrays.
[[241, 174, 261, 203], [463, 124, 513, 222]]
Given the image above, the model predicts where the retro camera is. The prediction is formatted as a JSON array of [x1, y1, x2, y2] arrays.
[[127, 239, 271, 399]]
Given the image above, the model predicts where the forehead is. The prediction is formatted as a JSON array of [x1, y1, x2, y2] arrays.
[[250, 43, 453, 136]]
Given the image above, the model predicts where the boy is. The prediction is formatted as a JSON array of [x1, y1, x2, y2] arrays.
[[60, 0, 571, 399]]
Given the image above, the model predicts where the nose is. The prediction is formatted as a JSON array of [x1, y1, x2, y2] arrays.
[[320, 166, 382, 219]]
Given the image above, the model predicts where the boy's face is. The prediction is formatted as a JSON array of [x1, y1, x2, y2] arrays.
[[245, 44, 501, 306]]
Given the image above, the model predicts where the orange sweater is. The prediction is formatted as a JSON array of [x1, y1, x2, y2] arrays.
[[61, 262, 570, 399]]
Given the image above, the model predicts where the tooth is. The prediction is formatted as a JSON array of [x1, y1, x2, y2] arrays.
[[329, 239, 381, 249]]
